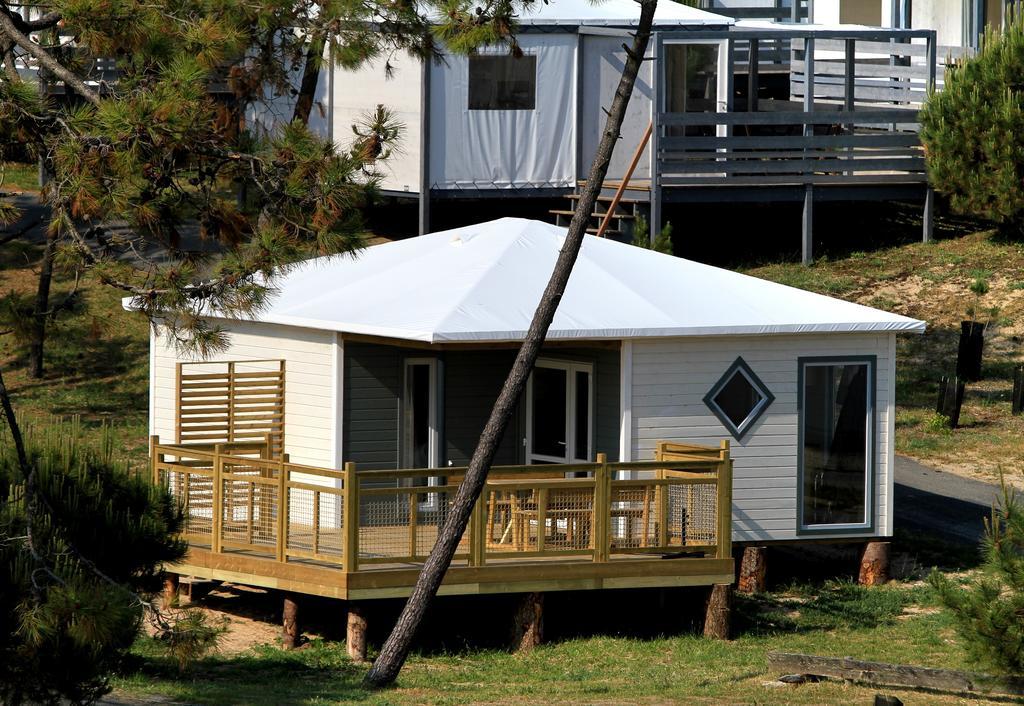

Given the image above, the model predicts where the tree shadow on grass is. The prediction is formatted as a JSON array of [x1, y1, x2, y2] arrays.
[[733, 579, 917, 639], [122, 640, 374, 706]]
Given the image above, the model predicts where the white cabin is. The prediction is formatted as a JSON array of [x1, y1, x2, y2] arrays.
[[144, 218, 926, 544]]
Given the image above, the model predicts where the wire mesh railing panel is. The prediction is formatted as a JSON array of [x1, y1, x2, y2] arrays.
[[483, 489, 529, 550], [414, 490, 467, 558], [218, 459, 280, 553], [610, 485, 658, 549], [542, 487, 595, 553], [358, 493, 410, 561], [668, 482, 718, 546], [159, 466, 214, 543], [285, 485, 343, 560]]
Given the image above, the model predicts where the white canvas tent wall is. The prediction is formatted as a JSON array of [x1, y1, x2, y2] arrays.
[[141, 218, 925, 543], [327, 0, 732, 198]]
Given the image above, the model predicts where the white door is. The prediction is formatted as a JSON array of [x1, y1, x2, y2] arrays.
[[526, 360, 594, 464]]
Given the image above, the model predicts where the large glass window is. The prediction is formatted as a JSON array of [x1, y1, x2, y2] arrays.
[[799, 358, 874, 531], [468, 55, 537, 110]]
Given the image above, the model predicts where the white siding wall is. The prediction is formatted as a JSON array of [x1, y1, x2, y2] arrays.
[[151, 321, 339, 468], [629, 333, 896, 542]]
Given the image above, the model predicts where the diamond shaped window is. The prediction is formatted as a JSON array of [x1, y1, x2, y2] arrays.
[[703, 357, 774, 440]]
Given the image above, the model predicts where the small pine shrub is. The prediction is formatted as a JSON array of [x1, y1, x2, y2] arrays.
[[920, 12, 1024, 232]]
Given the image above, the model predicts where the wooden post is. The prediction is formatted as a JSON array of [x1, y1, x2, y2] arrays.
[[347, 603, 368, 662], [162, 573, 179, 610], [595, 452, 610, 562], [343, 461, 359, 572], [149, 434, 159, 483], [282, 593, 301, 650], [737, 546, 767, 594], [716, 441, 732, 560], [276, 458, 288, 562], [212, 444, 224, 554], [470, 492, 487, 566], [858, 541, 891, 586], [703, 584, 732, 640], [512, 592, 544, 652]]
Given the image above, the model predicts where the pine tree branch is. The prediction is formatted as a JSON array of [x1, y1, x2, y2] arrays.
[[0, 8, 101, 107]]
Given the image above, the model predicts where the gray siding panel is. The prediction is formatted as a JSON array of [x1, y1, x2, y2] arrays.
[[343, 342, 401, 472]]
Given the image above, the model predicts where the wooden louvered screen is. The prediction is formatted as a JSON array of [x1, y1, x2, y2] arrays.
[[176, 360, 285, 458]]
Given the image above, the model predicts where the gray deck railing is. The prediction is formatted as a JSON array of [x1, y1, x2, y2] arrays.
[[656, 109, 925, 187]]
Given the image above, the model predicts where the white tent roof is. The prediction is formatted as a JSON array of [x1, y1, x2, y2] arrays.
[[509, 0, 732, 26], [419, 0, 731, 27], [221, 218, 924, 343]]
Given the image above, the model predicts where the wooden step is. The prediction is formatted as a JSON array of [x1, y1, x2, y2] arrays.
[[548, 209, 635, 221]]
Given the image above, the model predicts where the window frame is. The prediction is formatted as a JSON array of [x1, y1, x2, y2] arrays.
[[467, 53, 538, 111], [703, 357, 775, 441], [525, 359, 594, 464], [796, 355, 878, 536]]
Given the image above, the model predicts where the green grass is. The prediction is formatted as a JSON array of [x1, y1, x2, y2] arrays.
[[0, 246, 151, 464], [1, 161, 40, 192], [110, 579, 993, 705]]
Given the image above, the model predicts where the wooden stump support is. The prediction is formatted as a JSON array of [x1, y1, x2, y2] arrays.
[[703, 583, 732, 640], [282, 593, 301, 650], [858, 541, 890, 586], [161, 573, 179, 610], [511, 592, 544, 652], [737, 546, 767, 594], [347, 603, 368, 663]]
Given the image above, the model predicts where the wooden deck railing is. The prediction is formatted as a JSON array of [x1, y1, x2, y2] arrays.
[[151, 437, 733, 574]]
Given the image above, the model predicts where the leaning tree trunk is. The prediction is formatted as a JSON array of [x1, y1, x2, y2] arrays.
[[362, 0, 659, 686], [29, 229, 57, 379]]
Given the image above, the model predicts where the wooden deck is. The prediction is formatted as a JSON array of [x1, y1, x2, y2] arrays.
[[152, 440, 736, 600]]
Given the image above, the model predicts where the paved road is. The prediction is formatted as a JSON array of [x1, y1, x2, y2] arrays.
[[894, 454, 1002, 544]]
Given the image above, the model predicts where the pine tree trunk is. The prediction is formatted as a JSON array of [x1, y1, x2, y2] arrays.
[[28, 229, 56, 379], [292, 31, 326, 126], [362, 0, 659, 687]]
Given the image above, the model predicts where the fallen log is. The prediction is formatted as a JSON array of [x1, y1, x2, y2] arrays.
[[767, 652, 1024, 698]]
